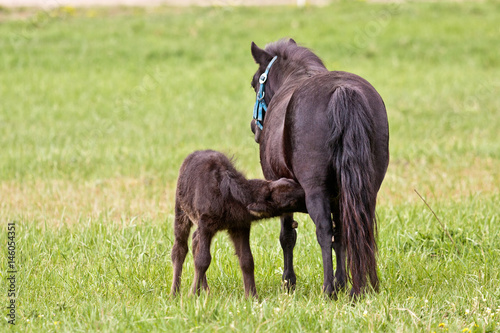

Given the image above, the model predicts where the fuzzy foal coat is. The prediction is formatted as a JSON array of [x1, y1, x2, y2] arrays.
[[171, 150, 305, 298]]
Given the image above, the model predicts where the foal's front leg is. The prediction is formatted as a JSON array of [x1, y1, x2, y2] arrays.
[[280, 213, 297, 290], [229, 227, 257, 298]]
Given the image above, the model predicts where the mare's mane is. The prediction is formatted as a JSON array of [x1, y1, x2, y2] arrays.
[[264, 39, 327, 81]]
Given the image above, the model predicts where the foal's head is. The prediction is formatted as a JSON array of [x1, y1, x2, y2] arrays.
[[247, 178, 305, 218]]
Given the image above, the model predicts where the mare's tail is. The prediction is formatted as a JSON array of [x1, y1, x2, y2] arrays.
[[327, 85, 378, 295]]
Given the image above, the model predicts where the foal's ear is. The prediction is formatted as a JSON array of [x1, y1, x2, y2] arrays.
[[251, 41, 273, 65], [289, 38, 297, 45]]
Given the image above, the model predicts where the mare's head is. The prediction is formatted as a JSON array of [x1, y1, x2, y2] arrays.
[[250, 38, 327, 142], [247, 178, 305, 218]]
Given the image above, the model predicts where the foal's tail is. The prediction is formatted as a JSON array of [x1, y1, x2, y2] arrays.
[[327, 85, 378, 295]]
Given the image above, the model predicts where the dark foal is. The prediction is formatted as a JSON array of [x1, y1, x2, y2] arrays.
[[170, 150, 305, 298]]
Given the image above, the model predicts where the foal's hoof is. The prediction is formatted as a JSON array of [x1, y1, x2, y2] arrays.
[[246, 292, 259, 300]]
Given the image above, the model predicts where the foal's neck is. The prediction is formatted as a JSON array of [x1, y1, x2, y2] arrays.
[[246, 179, 269, 204]]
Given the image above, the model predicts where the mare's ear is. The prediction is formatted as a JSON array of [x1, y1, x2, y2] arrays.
[[247, 203, 271, 218], [251, 41, 273, 65], [289, 38, 297, 45]]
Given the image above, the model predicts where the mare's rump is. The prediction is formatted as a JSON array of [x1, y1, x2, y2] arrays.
[[285, 71, 388, 188]]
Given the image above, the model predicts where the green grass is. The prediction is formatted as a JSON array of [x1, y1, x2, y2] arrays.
[[1, 1, 499, 332]]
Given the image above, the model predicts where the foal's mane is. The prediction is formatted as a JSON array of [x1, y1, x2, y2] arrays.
[[264, 39, 327, 80]]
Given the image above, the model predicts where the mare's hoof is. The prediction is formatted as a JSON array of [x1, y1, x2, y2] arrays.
[[322, 283, 336, 298], [282, 278, 296, 293], [348, 288, 366, 303], [282, 281, 296, 293], [329, 281, 347, 300]]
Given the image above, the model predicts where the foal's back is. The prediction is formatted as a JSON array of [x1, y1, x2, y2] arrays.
[[176, 150, 252, 225]]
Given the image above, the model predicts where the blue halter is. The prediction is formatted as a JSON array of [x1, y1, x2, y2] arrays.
[[253, 56, 278, 130]]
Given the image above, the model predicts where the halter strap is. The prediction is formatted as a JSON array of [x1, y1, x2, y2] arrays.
[[253, 56, 278, 130]]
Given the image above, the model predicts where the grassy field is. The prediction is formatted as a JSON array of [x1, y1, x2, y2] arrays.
[[1, 1, 499, 332]]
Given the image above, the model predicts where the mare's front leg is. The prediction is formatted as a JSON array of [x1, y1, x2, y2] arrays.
[[191, 220, 214, 296], [228, 228, 257, 298], [305, 189, 335, 296], [280, 213, 298, 290], [170, 204, 192, 296]]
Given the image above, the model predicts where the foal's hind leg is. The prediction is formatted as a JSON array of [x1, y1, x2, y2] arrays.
[[228, 227, 257, 298], [280, 213, 297, 290], [170, 204, 192, 296], [191, 229, 208, 290], [191, 219, 214, 296]]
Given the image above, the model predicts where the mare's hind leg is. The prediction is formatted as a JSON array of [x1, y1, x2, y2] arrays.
[[170, 204, 192, 296], [332, 202, 347, 295], [304, 188, 335, 296], [280, 213, 298, 290], [228, 227, 257, 298], [191, 220, 214, 296]]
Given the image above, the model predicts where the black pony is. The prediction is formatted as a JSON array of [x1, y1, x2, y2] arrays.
[[249, 39, 389, 297]]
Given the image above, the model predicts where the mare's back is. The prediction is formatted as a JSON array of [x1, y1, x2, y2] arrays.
[[289, 71, 386, 121], [285, 71, 389, 183]]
